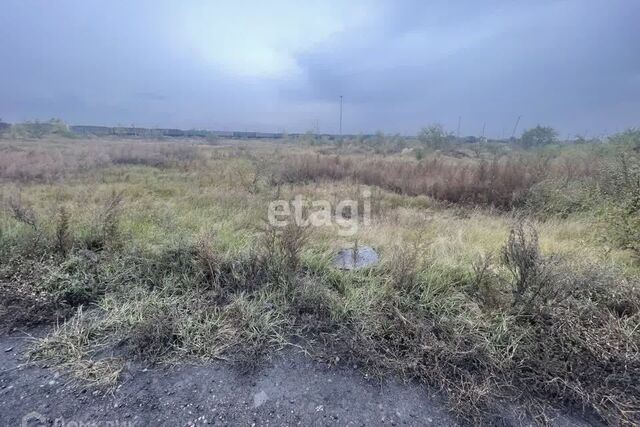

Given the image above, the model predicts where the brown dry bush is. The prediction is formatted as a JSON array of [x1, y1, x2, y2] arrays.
[[0, 140, 200, 182], [492, 231, 639, 425], [488, 226, 640, 424], [259, 222, 310, 283], [4, 195, 47, 253], [278, 153, 601, 209], [194, 231, 222, 288], [7, 195, 39, 232], [108, 142, 199, 168], [468, 255, 506, 310], [501, 223, 564, 311], [386, 243, 421, 291], [83, 191, 124, 251], [54, 206, 72, 257]]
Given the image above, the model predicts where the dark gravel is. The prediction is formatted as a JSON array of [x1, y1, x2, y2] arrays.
[[0, 330, 596, 426], [0, 331, 454, 427]]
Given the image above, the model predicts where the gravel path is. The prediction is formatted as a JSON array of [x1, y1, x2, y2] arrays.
[[0, 332, 455, 427], [0, 331, 597, 426]]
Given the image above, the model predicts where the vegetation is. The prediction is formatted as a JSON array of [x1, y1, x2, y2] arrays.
[[418, 123, 454, 149], [608, 128, 640, 149], [1, 130, 639, 425], [8, 118, 75, 139], [520, 125, 559, 147]]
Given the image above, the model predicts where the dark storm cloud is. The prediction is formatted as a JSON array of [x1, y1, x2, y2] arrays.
[[288, 0, 640, 136], [0, 0, 638, 135]]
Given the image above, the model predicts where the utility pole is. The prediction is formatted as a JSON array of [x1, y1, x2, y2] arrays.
[[456, 116, 461, 139], [481, 122, 486, 139], [511, 115, 521, 139], [339, 95, 343, 136]]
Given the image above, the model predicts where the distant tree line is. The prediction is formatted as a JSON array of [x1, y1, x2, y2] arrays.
[[1, 118, 638, 151]]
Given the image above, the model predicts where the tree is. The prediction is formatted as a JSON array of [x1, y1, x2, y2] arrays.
[[609, 128, 640, 150], [372, 130, 386, 147], [520, 125, 558, 147], [418, 123, 452, 149], [0, 118, 9, 135], [302, 130, 320, 145]]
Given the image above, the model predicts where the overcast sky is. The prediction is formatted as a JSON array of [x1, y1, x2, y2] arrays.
[[1, 0, 638, 137]]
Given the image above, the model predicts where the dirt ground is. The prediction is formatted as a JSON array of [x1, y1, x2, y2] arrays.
[[0, 330, 593, 427]]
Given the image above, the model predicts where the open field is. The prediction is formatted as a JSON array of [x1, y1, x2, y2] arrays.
[[1, 133, 639, 425]]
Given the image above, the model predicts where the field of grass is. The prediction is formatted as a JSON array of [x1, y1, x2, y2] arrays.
[[1, 134, 639, 425]]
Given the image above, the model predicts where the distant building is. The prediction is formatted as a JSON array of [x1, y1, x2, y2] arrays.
[[70, 125, 114, 136], [69, 124, 291, 139]]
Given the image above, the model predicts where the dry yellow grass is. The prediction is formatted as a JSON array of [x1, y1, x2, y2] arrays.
[[2, 136, 639, 425]]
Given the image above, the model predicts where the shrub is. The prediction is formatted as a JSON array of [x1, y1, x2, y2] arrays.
[[279, 149, 607, 210], [4, 195, 45, 251], [520, 125, 558, 147], [82, 191, 124, 251], [0, 121, 10, 136], [524, 179, 595, 217], [55, 207, 72, 257], [126, 302, 180, 359], [259, 222, 309, 285], [43, 255, 101, 307], [0, 140, 200, 182], [14, 212, 640, 425], [418, 123, 453, 149], [386, 243, 420, 291], [608, 128, 640, 149], [501, 223, 564, 311], [601, 149, 640, 258], [290, 277, 340, 330], [10, 119, 73, 139], [279, 154, 543, 208], [508, 266, 640, 426], [7, 196, 39, 232], [0, 255, 66, 332], [606, 189, 640, 258]]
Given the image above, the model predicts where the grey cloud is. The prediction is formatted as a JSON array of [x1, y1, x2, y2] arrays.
[[0, 1, 638, 135], [287, 0, 640, 135]]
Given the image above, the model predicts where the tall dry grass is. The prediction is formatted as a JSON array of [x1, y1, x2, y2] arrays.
[[0, 140, 200, 182], [278, 153, 603, 208], [1, 138, 638, 425]]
